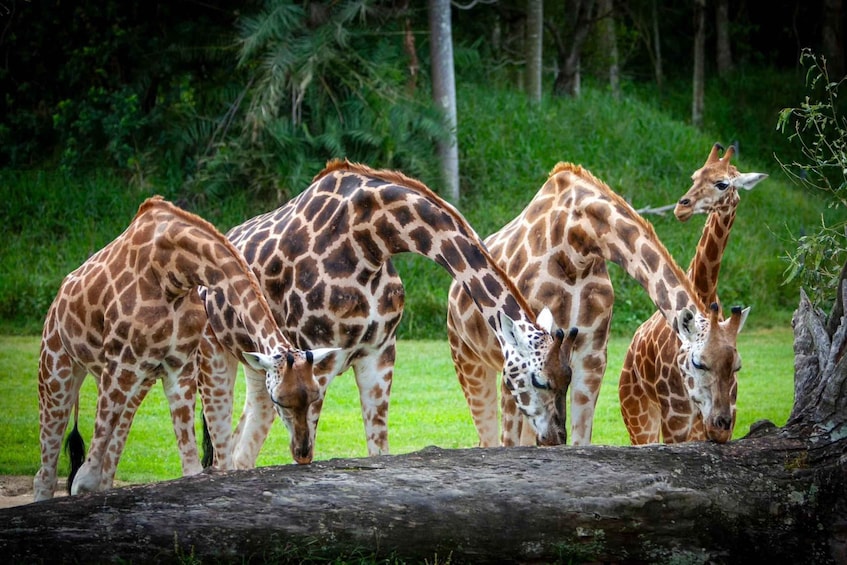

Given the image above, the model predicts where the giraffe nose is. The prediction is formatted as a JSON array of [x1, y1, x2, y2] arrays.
[[678, 197, 691, 206], [714, 415, 732, 431]]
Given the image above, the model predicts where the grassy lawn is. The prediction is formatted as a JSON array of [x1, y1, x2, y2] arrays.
[[0, 327, 796, 485]]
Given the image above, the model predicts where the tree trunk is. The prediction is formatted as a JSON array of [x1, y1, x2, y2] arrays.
[[5, 271, 847, 563], [526, 0, 544, 103], [692, 0, 706, 128], [552, 0, 596, 97], [715, 0, 733, 76], [652, 0, 664, 89], [3, 434, 845, 563], [597, 0, 620, 99], [428, 0, 460, 204], [823, 0, 845, 79]]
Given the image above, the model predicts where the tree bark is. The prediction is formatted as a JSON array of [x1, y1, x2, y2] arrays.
[[596, 0, 620, 99], [526, 0, 544, 103], [428, 0, 460, 203], [551, 0, 596, 98], [2, 433, 845, 564], [692, 0, 706, 128], [651, 0, 664, 89], [715, 0, 733, 76], [823, 0, 845, 79]]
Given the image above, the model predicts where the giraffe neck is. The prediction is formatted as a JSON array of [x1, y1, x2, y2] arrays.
[[547, 163, 706, 321], [687, 200, 737, 305], [311, 161, 536, 336], [143, 197, 290, 353]]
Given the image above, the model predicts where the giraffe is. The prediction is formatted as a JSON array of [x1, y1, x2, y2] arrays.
[[619, 143, 766, 444], [447, 161, 750, 447], [200, 158, 578, 469], [34, 196, 332, 501]]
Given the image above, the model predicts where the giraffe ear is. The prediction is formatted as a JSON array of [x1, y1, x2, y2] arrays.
[[676, 308, 700, 343], [733, 172, 767, 191], [308, 347, 340, 365], [243, 351, 276, 371], [536, 307, 554, 333], [499, 311, 530, 355]]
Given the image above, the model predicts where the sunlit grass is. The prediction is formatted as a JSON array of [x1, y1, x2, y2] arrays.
[[0, 326, 796, 486]]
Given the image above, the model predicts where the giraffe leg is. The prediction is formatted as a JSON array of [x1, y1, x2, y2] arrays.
[[232, 364, 275, 469], [619, 349, 660, 445], [196, 331, 239, 470], [72, 366, 153, 496], [160, 362, 203, 476], [34, 337, 86, 501], [97, 376, 156, 490], [351, 343, 395, 456], [568, 350, 607, 446]]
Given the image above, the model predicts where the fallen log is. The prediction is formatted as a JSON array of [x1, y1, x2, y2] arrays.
[[3, 271, 847, 564], [2, 426, 845, 563]]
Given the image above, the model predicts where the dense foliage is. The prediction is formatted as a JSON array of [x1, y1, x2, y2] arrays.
[[0, 1, 843, 337]]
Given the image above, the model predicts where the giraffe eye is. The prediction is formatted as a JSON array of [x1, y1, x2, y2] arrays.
[[531, 373, 550, 390], [715, 181, 729, 191]]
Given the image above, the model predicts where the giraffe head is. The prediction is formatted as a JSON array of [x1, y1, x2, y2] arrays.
[[675, 302, 750, 443], [499, 307, 579, 446], [675, 143, 768, 221], [243, 347, 338, 464]]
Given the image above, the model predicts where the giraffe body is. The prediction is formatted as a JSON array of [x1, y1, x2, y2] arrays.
[[619, 143, 766, 444], [447, 162, 749, 446], [201, 159, 576, 468], [34, 196, 329, 501]]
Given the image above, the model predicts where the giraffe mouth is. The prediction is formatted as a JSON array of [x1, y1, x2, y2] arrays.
[[674, 205, 695, 222]]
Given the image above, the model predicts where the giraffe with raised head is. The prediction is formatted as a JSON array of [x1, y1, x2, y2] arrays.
[[200, 159, 578, 469], [619, 143, 766, 444], [447, 161, 750, 447], [34, 196, 332, 501]]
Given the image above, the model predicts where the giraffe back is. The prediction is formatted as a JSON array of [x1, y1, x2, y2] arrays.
[[211, 159, 578, 453]]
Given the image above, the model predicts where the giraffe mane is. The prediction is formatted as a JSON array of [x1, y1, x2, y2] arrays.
[[136, 196, 291, 346], [548, 162, 707, 314], [315, 159, 540, 324]]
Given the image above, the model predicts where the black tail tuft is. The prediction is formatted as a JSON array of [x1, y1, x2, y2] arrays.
[[201, 412, 214, 469], [64, 421, 85, 494]]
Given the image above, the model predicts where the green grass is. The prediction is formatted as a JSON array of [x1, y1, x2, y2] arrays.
[[0, 327, 795, 485]]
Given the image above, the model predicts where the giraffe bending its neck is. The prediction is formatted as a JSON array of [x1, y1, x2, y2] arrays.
[[448, 162, 749, 447], [619, 143, 765, 444], [201, 159, 577, 468], [34, 196, 331, 501]]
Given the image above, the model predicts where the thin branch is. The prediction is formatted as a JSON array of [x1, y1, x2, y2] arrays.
[[635, 202, 676, 216], [452, 0, 496, 9]]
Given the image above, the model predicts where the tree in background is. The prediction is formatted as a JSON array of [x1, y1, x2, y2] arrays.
[[525, 0, 544, 103], [715, 0, 733, 76], [429, 0, 460, 203], [822, 0, 845, 78], [190, 0, 445, 202], [595, 0, 620, 99], [550, 0, 597, 97], [692, 0, 706, 128]]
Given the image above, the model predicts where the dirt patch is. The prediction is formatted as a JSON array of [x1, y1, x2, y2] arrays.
[[0, 475, 49, 508], [0, 475, 135, 508]]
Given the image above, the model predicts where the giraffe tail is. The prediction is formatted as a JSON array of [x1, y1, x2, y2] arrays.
[[64, 398, 86, 494], [201, 412, 214, 469]]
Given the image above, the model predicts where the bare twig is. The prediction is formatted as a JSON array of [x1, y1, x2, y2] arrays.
[[635, 202, 676, 216]]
